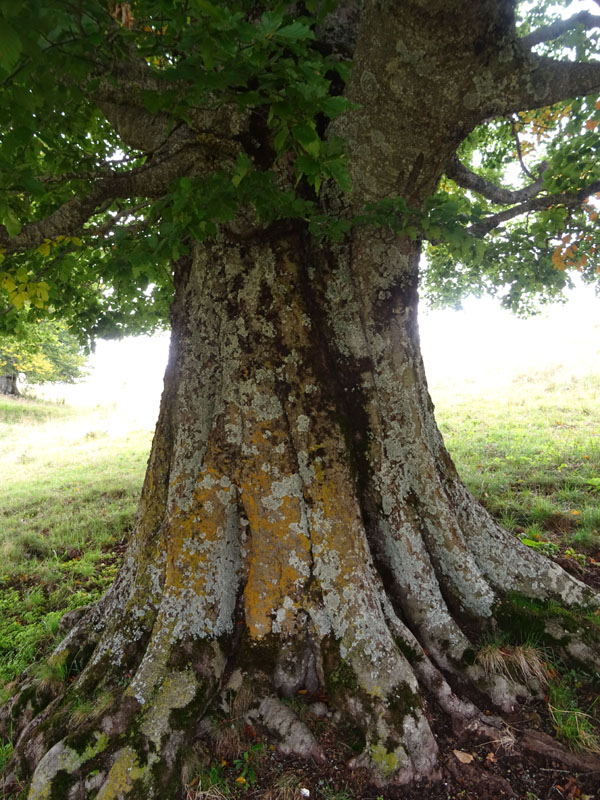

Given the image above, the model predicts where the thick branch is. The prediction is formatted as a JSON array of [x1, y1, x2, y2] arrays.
[[95, 99, 175, 153], [521, 11, 600, 47], [493, 52, 600, 118], [445, 155, 547, 205], [0, 140, 203, 253], [468, 179, 600, 237]]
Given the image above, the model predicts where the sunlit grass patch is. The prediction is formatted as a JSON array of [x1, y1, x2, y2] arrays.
[[0, 395, 152, 688], [434, 369, 600, 557]]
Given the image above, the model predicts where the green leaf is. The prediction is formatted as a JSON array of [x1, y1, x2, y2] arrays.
[[190, 0, 228, 23], [293, 123, 320, 157], [321, 96, 350, 119], [232, 153, 252, 187], [274, 22, 314, 41], [326, 158, 351, 193], [271, 124, 289, 155], [3, 209, 21, 238], [0, 20, 22, 72]]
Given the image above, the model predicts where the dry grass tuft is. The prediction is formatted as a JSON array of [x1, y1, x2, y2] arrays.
[[476, 642, 548, 689]]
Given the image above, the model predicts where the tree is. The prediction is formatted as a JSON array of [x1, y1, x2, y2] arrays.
[[0, 319, 87, 395], [1, 1, 600, 796]]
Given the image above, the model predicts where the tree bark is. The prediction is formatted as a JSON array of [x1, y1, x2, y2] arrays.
[[0, 373, 19, 396], [2, 2, 600, 798]]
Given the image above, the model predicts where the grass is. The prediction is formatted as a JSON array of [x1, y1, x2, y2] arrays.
[[548, 674, 600, 753], [434, 370, 600, 558], [0, 395, 152, 692], [0, 359, 599, 782]]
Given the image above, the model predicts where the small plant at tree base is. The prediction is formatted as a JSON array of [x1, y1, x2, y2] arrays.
[[320, 786, 354, 800], [187, 762, 231, 800], [266, 771, 306, 800], [0, 734, 14, 773], [518, 533, 559, 557], [233, 743, 265, 789], [548, 679, 600, 753], [563, 547, 587, 568]]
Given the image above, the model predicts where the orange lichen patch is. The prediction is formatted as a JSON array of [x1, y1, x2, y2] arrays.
[[309, 459, 368, 571], [239, 418, 312, 639]]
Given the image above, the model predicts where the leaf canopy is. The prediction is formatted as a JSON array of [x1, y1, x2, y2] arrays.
[[0, 318, 87, 384], [0, 0, 599, 342]]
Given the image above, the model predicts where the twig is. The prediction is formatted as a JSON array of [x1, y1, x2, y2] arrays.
[[509, 116, 536, 180]]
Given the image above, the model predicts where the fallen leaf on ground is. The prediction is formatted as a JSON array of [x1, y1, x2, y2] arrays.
[[453, 749, 474, 764]]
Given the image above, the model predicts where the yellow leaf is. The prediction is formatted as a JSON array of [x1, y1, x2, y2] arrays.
[[10, 292, 26, 310], [235, 776, 247, 784], [36, 241, 51, 256], [453, 750, 474, 764]]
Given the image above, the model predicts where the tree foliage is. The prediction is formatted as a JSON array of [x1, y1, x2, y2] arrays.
[[0, 0, 599, 336], [0, 318, 87, 388]]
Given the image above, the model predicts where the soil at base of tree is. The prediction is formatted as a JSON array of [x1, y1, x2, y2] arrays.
[[189, 703, 600, 800]]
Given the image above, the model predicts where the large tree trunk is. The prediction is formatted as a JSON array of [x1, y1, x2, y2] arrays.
[[3, 226, 598, 799], [2, 2, 600, 798], [0, 373, 19, 396]]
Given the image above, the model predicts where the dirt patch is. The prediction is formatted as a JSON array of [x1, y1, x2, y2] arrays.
[[187, 695, 600, 800]]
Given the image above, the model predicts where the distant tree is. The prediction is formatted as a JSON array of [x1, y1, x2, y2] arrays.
[[1, 1, 600, 797], [0, 319, 87, 395]]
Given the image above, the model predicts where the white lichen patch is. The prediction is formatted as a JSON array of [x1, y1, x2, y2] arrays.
[[296, 415, 310, 433], [250, 392, 283, 422]]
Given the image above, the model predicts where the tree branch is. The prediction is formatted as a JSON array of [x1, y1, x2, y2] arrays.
[[83, 201, 153, 238], [467, 179, 600, 237], [482, 51, 600, 121], [521, 11, 600, 47], [445, 155, 548, 205], [0, 141, 206, 253]]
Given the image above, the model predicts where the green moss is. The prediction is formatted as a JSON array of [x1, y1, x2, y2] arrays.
[[49, 769, 75, 800], [393, 636, 423, 665], [386, 681, 422, 721], [324, 657, 359, 696], [11, 683, 39, 719], [369, 741, 406, 777], [236, 633, 280, 680], [494, 593, 600, 656], [96, 746, 146, 799], [496, 593, 569, 644]]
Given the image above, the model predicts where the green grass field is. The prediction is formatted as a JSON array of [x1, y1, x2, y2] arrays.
[[0, 397, 152, 694], [0, 366, 599, 771]]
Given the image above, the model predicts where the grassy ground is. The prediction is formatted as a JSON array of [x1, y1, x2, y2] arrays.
[[434, 368, 600, 561], [0, 366, 599, 793], [0, 396, 152, 695]]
